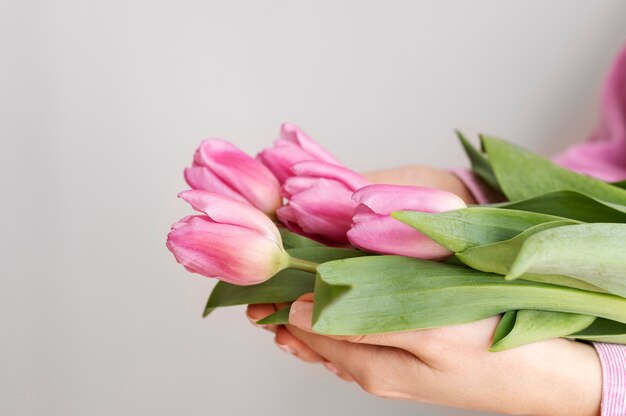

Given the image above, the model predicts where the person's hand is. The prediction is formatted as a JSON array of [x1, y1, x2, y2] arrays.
[[246, 165, 602, 415], [363, 165, 477, 204], [247, 295, 602, 416]]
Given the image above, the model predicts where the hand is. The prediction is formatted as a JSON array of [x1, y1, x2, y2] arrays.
[[246, 165, 601, 415], [363, 165, 477, 204], [247, 295, 602, 416]]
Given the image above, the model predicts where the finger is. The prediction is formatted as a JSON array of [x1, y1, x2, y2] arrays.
[[287, 325, 429, 399], [322, 360, 355, 382], [288, 297, 496, 365], [246, 303, 278, 333], [274, 326, 325, 363], [273, 302, 291, 310], [288, 299, 431, 356]]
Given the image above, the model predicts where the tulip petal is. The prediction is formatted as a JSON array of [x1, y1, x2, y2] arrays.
[[195, 139, 282, 214], [293, 161, 369, 191], [347, 214, 451, 259], [171, 215, 194, 230], [288, 180, 356, 243], [281, 177, 319, 198], [257, 141, 314, 184], [166, 216, 286, 285], [184, 166, 248, 203], [178, 190, 281, 243], [276, 205, 308, 236], [352, 184, 467, 215], [280, 123, 341, 165]]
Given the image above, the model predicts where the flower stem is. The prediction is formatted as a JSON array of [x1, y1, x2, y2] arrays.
[[288, 256, 319, 273]]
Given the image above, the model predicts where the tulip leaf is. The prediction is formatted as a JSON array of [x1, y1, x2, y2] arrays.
[[491, 311, 517, 346], [456, 130, 502, 193], [279, 228, 324, 249], [456, 220, 604, 292], [568, 318, 626, 343], [312, 256, 626, 335], [613, 180, 626, 190], [514, 274, 606, 293], [287, 247, 370, 264], [489, 310, 596, 352], [392, 207, 565, 253], [203, 247, 367, 317], [481, 135, 626, 205], [506, 223, 626, 297], [203, 269, 313, 317], [457, 220, 577, 275], [257, 306, 291, 325], [494, 190, 626, 223]]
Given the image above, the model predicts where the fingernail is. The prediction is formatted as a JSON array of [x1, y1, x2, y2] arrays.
[[289, 301, 313, 329], [277, 343, 296, 355], [323, 362, 339, 374], [247, 315, 268, 329]]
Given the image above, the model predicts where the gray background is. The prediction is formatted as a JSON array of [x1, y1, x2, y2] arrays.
[[2, 1, 626, 415]]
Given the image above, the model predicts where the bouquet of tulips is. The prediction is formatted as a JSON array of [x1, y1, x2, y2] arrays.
[[167, 123, 626, 351]]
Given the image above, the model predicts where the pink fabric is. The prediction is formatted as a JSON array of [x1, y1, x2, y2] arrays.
[[554, 46, 626, 182], [454, 46, 626, 415], [450, 169, 504, 204], [595, 343, 626, 416]]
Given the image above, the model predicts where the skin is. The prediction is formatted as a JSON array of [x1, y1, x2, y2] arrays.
[[247, 165, 603, 416]]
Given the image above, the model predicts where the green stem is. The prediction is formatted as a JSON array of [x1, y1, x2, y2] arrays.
[[288, 256, 318, 273]]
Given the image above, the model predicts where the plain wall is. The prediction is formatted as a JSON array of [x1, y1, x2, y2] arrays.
[[2, 1, 626, 415]]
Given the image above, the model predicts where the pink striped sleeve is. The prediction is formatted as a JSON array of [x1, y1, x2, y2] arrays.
[[594, 343, 626, 416]]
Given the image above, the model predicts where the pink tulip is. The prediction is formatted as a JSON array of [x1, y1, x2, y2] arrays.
[[347, 184, 467, 259], [257, 123, 342, 183], [184, 139, 282, 216], [166, 190, 290, 285], [277, 161, 369, 245]]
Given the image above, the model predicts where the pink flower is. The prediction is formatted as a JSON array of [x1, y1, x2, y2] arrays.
[[257, 123, 341, 184], [184, 139, 282, 216], [277, 161, 369, 245], [166, 190, 289, 285], [347, 185, 467, 259]]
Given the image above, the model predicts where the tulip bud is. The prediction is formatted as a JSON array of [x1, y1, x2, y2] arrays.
[[257, 123, 341, 184], [347, 185, 467, 259], [184, 139, 282, 216], [277, 161, 369, 245], [167, 190, 290, 285]]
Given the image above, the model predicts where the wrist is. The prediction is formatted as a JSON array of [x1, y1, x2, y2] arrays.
[[519, 340, 602, 416]]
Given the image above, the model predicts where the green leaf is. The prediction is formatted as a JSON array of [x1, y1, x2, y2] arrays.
[[456, 220, 577, 275], [312, 256, 626, 335], [495, 190, 626, 223], [489, 310, 595, 352], [506, 223, 626, 297], [257, 306, 291, 325], [287, 247, 370, 264], [392, 207, 565, 252], [279, 227, 324, 249], [203, 269, 313, 317], [481, 135, 626, 205], [491, 311, 517, 346], [456, 130, 502, 193], [612, 180, 626, 190], [568, 318, 626, 343], [456, 220, 604, 292], [203, 247, 368, 317]]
